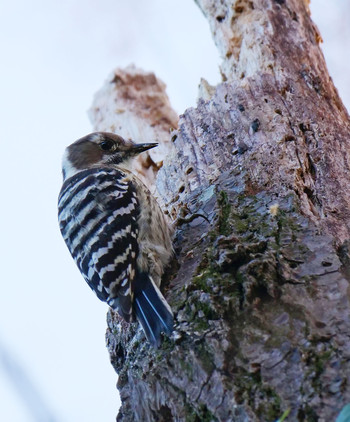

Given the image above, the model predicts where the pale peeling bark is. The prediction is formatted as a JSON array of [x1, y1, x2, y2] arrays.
[[90, 1, 350, 421], [89, 65, 178, 190]]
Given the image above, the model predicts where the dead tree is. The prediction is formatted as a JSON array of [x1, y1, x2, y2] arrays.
[[89, 1, 350, 421]]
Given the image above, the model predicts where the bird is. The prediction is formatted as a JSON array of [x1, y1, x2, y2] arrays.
[[58, 132, 174, 347]]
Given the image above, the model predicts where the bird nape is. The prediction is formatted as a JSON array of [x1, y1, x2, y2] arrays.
[[58, 132, 174, 347]]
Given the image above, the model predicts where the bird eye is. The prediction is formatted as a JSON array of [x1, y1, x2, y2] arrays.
[[99, 139, 116, 151], [99, 140, 116, 151]]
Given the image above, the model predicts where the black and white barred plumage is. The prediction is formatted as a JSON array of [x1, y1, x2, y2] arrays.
[[58, 132, 173, 347]]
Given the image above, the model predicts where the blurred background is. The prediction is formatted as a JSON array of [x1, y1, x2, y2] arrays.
[[0, 0, 349, 420]]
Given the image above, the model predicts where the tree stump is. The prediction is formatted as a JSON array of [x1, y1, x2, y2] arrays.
[[89, 1, 350, 421]]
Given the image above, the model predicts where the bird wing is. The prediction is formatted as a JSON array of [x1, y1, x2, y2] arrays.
[[58, 167, 140, 321]]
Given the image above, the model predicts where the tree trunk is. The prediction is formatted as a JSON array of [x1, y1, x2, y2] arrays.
[[89, 1, 350, 421]]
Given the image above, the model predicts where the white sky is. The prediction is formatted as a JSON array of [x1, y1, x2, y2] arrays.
[[0, 1, 349, 421]]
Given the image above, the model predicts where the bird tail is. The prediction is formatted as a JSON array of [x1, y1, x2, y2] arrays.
[[133, 272, 173, 348]]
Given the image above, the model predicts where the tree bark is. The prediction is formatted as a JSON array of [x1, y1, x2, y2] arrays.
[[90, 1, 350, 421]]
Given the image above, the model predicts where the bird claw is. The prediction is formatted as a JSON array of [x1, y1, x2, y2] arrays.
[[176, 206, 210, 226]]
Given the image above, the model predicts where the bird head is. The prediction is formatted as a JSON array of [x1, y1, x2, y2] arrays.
[[62, 132, 158, 180]]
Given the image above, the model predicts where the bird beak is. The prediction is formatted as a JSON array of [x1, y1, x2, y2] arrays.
[[132, 143, 158, 155]]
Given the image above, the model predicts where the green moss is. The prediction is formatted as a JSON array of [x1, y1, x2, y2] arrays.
[[299, 404, 318, 421], [159, 334, 175, 352], [184, 294, 219, 331], [184, 405, 198, 422], [196, 342, 215, 374], [234, 369, 283, 420], [313, 349, 332, 381], [274, 208, 304, 247], [185, 403, 218, 422], [192, 269, 217, 293], [301, 346, 333, 398], [191, 247, 234, 294], [197, 301, 218, 319], [197, 405, 218, 422], [231, 213, 250, 233], [179, 358, 194, 380], [195, 320, 210, 330], [261, 387, 282, 420], [218, 190, 232, 235]]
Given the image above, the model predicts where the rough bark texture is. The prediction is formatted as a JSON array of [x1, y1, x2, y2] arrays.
[[90, 1, 350, 421]]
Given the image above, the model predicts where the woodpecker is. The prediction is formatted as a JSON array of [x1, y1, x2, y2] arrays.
[[58, 132, 174, 347]]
